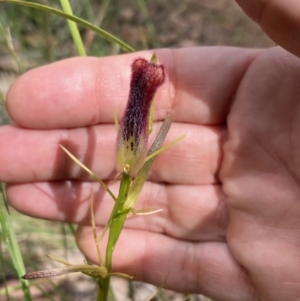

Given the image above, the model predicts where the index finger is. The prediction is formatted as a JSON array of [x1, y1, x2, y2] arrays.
[[6, 47, 260, 129]]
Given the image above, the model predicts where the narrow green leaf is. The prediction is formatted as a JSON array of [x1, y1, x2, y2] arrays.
[[0, 22, 23, 73], [144, 133, 186, 162], [0, 184, 32, 301], [60, 145, 117, 202], [59, 0, 86, 56], [90, 193, 103, 267]]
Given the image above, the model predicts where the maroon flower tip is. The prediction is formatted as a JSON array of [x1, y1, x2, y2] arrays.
[[116, 57, 165, 176], [131, 58, 165, 90]]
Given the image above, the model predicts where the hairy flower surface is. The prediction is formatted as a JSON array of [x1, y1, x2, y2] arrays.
[[116, 57, 165, 176]]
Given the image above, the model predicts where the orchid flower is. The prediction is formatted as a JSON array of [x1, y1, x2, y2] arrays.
[[116, 57, 165, 176]]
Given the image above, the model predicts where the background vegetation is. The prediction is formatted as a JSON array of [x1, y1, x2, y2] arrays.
[[0, 0, 274, 300]]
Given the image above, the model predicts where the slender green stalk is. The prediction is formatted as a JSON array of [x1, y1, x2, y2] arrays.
[[106, 173, 131, 270], [0, 22, 23, 73], [99, 172, 131, 301], [59, 0, 86, 56], [82, 0, 111, 52], [42, 10, 55, 62], [0, 184, 32, 301], [128, 281, 136, 301], [60, 145, 117, 202], [108, 285, 117, 301], [0, 239, 9, 300]]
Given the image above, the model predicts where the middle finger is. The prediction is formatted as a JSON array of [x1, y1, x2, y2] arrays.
[[0, 122, 224, 185]]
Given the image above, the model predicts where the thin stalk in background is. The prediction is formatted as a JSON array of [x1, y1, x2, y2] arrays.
[[136, 0, 159, 48], [59, 0, 86, 56], [42, 10, 55, 62], [0, 238, 9, 300], [83, 0, 111, 52], [0, 22, 23, 73], [0, 184, 32, 301]]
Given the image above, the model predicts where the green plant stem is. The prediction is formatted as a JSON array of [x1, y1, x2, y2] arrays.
[[0, 22, 23, 73], [59, 0, 86, 56], [98, 172, 131, 301], [0, 239, 9, 300], [106, 173, 131, 270], [0, 184, 32, 301]]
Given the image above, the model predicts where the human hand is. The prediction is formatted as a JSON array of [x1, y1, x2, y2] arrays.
[[236, 0, 300, 57], [2, 46, 300, 301]]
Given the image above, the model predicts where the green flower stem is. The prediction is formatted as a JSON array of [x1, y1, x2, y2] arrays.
[[106, 172, 131, 268], [98, 118, 174, 300], [98, 172, 131, 301], [59, 0, 86, 56]]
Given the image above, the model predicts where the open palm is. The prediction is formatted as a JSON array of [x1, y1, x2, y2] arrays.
[[1, 46, 300, 301]]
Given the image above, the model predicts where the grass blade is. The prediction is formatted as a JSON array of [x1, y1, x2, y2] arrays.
[[0, 183, 32, 301], [60, 145, 117, 202], [0, 22, 23, 73], [59, 0, 86, 56]]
